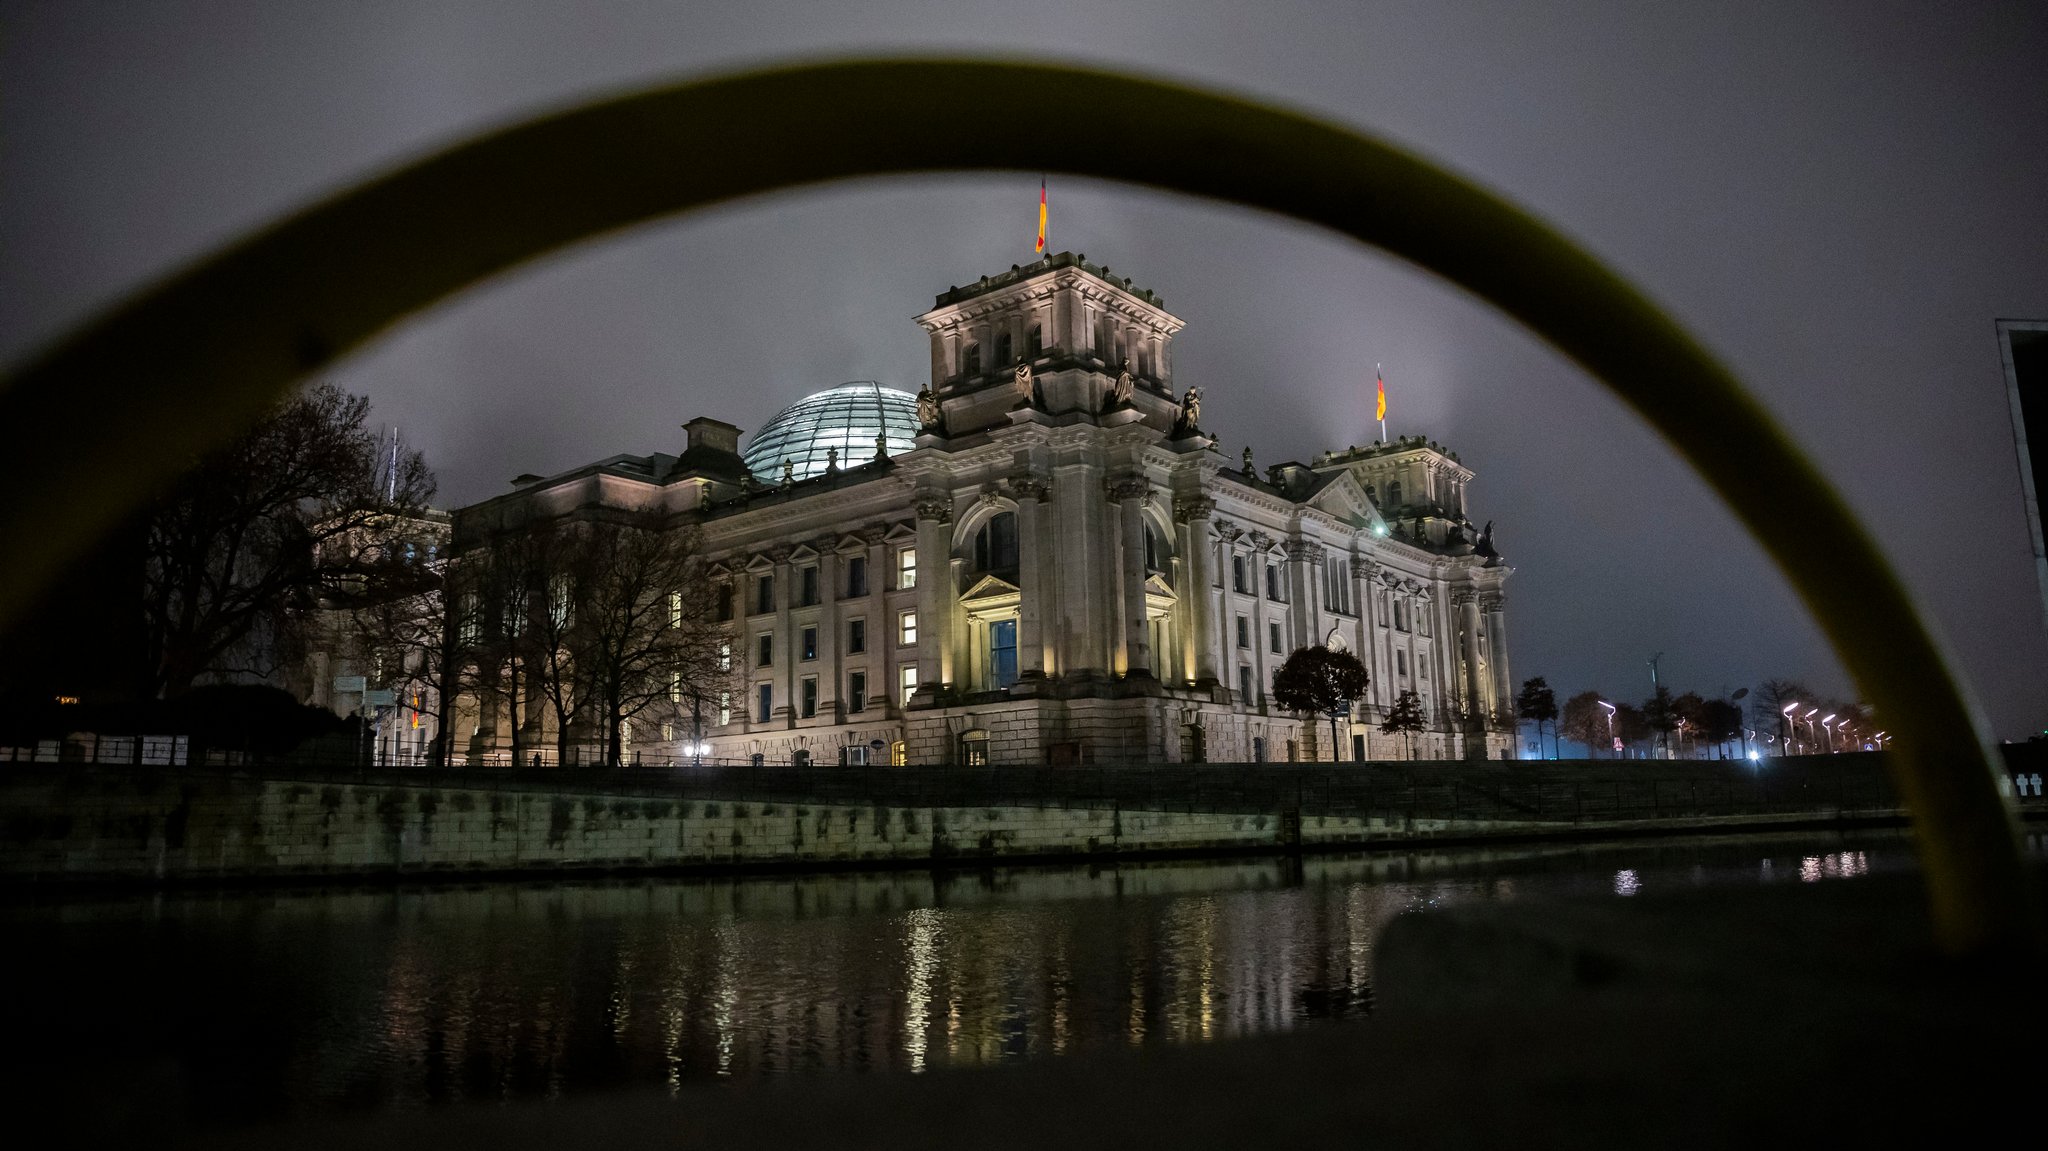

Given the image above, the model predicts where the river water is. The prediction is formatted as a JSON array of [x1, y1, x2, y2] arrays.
[[0, 828, 1953, 1132]]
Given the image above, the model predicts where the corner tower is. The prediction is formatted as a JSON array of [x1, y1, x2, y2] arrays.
[[914, 253, 1186, 436]]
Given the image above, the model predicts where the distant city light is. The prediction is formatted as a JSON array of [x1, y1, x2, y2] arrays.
[[1747, 749, 1760, 761]]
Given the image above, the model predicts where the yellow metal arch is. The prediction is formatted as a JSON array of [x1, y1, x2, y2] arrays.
[[0, 59, 2030, 953]]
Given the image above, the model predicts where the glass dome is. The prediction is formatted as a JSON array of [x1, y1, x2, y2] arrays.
[[741, 381, 922, 483]]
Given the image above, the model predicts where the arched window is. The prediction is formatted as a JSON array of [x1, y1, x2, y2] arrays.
[[994, 330, 1013, 368], [963, 341, 982, 377], [1387, 481, 1403, 509], [973, 511, 1019, 573], [1144, 522, 1167, 574], [1026, 325, 1043, 357]]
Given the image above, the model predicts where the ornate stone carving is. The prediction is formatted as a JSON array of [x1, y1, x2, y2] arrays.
[[1105, 476, 1150, 503], [1450, 588, 1478, 607], [1111, 359, 1135, 406], [1214, 520, 1242, 543], [1242, 445, 1254, 473], [914, 497, 952, 524], [976, 488, 1004, 509], [859, 524, 890, 545], [916, 388, 942, 432], [1286, 540, 1326, 563], [1172, 494, 1216, 523], [1013, 360, 1035, 405], [1008, 473, 1052, 502], [1480, 594, 1506, 612], [1175, 386, 1203, 434], [1248, 530, 1273, 552]]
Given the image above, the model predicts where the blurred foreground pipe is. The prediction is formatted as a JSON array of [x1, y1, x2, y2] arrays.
[[0, 58, 2031, 954]]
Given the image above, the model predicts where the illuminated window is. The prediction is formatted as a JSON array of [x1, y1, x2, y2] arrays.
[[718, 690, 731, 726], [668, 670, 683, 703], [900, 665, 918, 705], [668, 589, 683, 629], [717, 641, 731, 672], [900, 611, 918, 646], [898, 547, 917, 589]]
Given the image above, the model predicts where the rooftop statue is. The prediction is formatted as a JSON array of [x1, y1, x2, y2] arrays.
[[1175, 385, 1202, 433], [1111, 359, 1135, 407], [916, 387, 942, 431], [1013, 360, 1035, 406]]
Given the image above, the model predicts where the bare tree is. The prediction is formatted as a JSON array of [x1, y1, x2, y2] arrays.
[[141, 381, 433, 697], [1380, 689, 1428, 760], [1559, 690, 1611, 758], [568, 516, 717, 766], [450, 522, 556, 769]]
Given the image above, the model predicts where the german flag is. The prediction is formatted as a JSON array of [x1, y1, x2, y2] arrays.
[[1035, 179, 1047, 255], [1376, 367, 1387, 421]]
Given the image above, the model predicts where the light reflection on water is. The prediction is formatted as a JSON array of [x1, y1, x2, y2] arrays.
[[0, 829, 1954, 1128]]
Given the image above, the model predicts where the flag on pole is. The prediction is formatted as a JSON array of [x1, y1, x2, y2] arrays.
[[1375, 367, 1387, 421], [1035, 179, 1048, 255]]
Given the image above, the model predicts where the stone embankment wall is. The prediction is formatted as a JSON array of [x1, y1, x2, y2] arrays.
[[0, 769, 1897, 885]]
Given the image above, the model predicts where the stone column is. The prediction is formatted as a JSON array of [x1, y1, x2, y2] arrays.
[[1286, 540, 1324, 651], [1175, 495, 1218, 685], [1484, 594, 1512, 732], [1054, 460, 1110, 674], [771, 549, 793, 727], [1109, 475, 1153, 676], [816, 540, 839, 719], [1011, 473, 1052, 678], [913, 497, 953, 696], [1456, 590, 1484, 754], [862, 526, 890, 712]]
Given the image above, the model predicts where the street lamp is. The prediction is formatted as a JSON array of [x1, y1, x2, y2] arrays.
[[1821, 713, 1837, 754], [1802, 707, 1820, 754], [1780, 700, 1800, 755], [1598, 699, 1617, 758]]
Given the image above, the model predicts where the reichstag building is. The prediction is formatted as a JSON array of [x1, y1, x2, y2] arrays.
[[453, 254, 1515, 765]]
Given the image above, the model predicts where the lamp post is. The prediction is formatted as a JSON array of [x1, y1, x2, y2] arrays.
[[1781, 700, 1800, 755], [1821, 713, 1837, 754], [1802, 707, 1820, 755], [1598, 699, 1617, 759]]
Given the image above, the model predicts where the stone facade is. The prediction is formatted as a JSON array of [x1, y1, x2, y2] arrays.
[[450, 254, 1514, 766]]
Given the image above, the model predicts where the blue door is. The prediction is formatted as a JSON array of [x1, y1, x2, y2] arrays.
[[990, 619, 1018, 689]]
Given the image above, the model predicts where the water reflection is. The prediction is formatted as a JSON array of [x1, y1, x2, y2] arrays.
[[0, 830, 1942, 1129]]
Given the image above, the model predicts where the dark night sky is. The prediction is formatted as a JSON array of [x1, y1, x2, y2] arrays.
[[4, 1, 2045, 739]]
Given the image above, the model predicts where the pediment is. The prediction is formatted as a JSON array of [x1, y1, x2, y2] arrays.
[[788, 543, 820, 561], [883, 521, 918, 544], [961, 573, 1021, 601], [835, 534, 868, 554], [1143, 573, 1176, 599]]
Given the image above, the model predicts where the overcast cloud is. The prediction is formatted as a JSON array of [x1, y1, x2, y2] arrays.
[[4, 0, 2044, 737]]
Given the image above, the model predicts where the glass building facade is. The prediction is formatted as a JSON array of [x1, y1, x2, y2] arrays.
[[741, 381, 922, 483]]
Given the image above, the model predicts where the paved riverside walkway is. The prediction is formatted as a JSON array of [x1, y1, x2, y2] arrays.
[[187, 861, 2047, 1149]]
